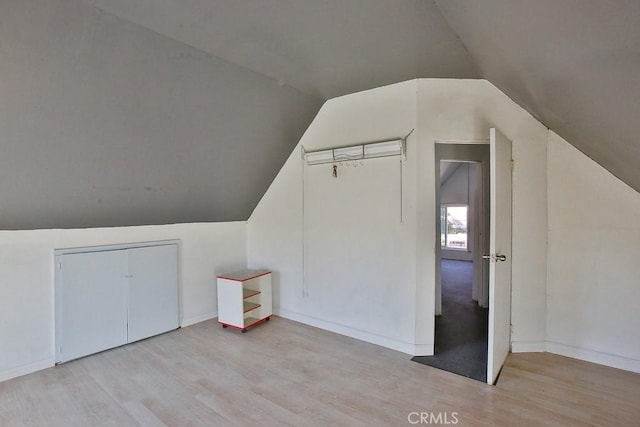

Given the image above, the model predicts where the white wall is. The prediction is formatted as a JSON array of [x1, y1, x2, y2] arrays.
[[249, 81, 419, 353], [0, 222, 246, 382], [303, 156, 412, 345], [547, 132, 640, 373], [249, 79, 549, 355]]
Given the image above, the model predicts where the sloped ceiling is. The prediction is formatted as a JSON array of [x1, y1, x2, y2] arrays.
[[0, 0, 477, 229], [440, 161, 463, 186], [2, 0, 639, 229], [435, 0, 640, 194], [84, 0, 479, 98]]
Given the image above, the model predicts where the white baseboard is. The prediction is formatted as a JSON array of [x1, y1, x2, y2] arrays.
[[0, 358, 55, 383], [276, 308, 421, 355], [511, 340, 546, 353], [546, 341, 640, 374], [181, 311, 216, 328]]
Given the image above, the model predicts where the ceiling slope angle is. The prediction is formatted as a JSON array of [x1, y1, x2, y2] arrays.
[[83, 0, 480, 98], [436, 0, 640, 193], [0, 0, 322, 230]]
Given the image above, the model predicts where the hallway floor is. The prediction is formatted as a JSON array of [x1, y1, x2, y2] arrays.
[[412, 259, 488, 381]]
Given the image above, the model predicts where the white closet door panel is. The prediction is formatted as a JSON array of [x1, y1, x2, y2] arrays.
[[58, 250, 128, 363], [127, 244, 179, 342]]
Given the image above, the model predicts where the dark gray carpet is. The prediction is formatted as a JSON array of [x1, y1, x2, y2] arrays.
[[412, 260, 488, 382]]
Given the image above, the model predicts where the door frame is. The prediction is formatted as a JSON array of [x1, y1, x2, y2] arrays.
[[434, 142, 490, 317]]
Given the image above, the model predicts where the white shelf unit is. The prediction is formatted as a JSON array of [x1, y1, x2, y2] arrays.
[[217, 269, 272, 332]]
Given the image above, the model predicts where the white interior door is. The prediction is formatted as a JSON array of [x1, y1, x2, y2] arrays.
[[127, 244, 179, 343], [487, 128, 513, 385], [57, 250, 128, 363]]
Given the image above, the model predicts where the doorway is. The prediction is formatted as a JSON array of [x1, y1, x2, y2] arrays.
[[413, 144, 490, 382]]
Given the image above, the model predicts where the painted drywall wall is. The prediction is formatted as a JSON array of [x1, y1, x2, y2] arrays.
[[547, 132, 640, 373], [303, 156, 411, 346], [249, 80, 419, 353], [249, 79, 548, 355], [0, 0, 321, 229], [0, 222, 246, 382]]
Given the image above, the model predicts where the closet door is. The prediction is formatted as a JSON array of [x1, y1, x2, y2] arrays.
[[57, 250, 128, 363], [127, 244, 179, 343]]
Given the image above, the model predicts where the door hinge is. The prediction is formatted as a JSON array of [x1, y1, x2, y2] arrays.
[[510, 160, 514, 171], [58, 262, 62, 270]]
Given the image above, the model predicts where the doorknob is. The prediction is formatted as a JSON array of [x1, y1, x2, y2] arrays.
[[483, 254, 507, 262]]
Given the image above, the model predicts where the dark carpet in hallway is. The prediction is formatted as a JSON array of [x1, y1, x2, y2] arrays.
[[412, 260, 488, 382]]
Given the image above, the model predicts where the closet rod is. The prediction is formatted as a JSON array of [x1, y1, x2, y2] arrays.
[[302, 129, 414, 155]]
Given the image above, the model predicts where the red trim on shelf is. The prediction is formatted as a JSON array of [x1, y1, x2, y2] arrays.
[[243, 303, 261, 313], [217, 270, 271, 282], [219, 322, 244, 331], [218, 316, 271, 331], [244, 316, 270, 329]]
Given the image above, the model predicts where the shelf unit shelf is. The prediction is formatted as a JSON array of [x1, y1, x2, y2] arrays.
[[217, 269, 272, 333], [243, 288, 261, 299], [243, 302, 261, 313]]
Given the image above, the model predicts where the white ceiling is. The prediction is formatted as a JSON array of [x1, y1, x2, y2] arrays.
[[440, 161, 463, 185]]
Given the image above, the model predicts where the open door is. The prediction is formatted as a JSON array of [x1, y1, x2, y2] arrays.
[[486, 128, 512, 385]]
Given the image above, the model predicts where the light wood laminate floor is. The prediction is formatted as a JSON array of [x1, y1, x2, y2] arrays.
[[1, 317, 639, 426]]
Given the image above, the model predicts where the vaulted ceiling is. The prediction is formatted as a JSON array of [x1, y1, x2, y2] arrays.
[[2, 0, 639, 229], [83, 0, 480, 98], [436, 0, 640, 196]]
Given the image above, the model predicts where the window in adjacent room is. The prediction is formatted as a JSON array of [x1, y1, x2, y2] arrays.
[[440, 205, 468, 250]]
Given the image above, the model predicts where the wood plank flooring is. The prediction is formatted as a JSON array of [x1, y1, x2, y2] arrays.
[[1, 317, 639, 426]]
